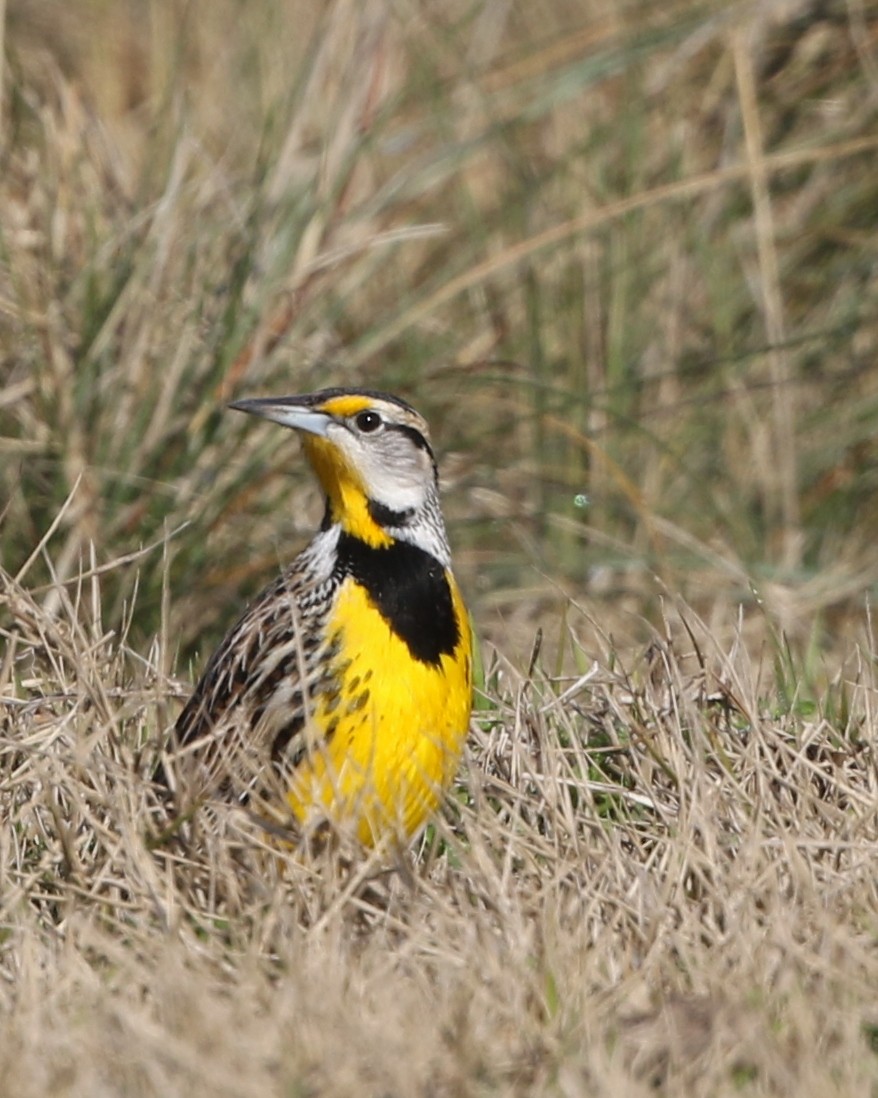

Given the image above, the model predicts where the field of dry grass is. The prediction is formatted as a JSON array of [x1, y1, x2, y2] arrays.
[[3, 1, 878, 1094]]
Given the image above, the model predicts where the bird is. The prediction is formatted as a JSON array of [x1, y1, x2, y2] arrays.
[[168, 387, 473, 848]]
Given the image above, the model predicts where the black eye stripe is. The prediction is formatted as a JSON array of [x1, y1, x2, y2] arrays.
[[388, 423, 434, 461], [344, 414, 436, 462]]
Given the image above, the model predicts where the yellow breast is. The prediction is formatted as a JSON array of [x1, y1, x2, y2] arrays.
[[286, 571, 473, 845]]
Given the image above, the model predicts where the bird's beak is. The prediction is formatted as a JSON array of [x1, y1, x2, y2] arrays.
[[228, 397, 332, 438]]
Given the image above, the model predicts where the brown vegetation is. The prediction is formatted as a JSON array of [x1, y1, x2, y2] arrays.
[[3, 1, 878, 1094]]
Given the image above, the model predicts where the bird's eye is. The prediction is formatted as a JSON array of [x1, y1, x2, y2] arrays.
[[354, 410, 383, 433]]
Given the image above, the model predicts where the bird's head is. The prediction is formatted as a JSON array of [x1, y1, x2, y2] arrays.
[[229, 387, 451, 563]]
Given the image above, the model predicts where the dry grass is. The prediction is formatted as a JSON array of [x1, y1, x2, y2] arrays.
[[4, 0, 878, 1094], [3, 554, 878, 1096], [4, 0, 878, 663]]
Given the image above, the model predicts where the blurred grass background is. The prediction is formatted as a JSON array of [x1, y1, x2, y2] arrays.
[[2, 0, 878, 674]]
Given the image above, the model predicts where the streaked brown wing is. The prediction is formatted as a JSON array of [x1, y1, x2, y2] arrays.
[[169, 562, 338, 804]]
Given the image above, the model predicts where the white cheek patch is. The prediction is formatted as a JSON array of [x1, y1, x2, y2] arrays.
[[360, 448, 428, 511], [328, 422, 433, 512], [326, 420, 451, 566]]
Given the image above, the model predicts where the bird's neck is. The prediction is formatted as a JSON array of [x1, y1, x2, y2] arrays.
[[305, 437, 392, 549], [324, 487, 394, 549], [319, 493, 452, 569], [305, 435, 452, 566]]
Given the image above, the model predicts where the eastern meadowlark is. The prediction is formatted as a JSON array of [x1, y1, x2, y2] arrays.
[[169, 387, 473, 847]]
